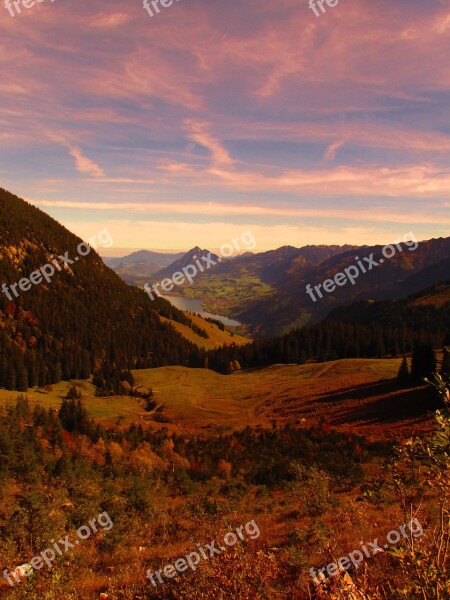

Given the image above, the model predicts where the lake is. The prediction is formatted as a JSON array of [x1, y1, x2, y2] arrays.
[[160, 295, 241, 327]]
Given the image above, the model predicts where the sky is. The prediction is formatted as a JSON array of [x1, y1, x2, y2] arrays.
[[1, 0, 450, 253]]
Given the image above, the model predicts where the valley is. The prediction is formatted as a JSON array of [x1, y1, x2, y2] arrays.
[[133, 358, 437, 440], [2, 0, 450, 596], [0, 357, 436, 441], [0, 189, 448, 599], [160, 294, 242, 327], [109, 240, 450, 337]]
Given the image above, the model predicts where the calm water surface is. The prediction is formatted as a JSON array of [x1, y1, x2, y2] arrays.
[[160, 295, 241, 327]]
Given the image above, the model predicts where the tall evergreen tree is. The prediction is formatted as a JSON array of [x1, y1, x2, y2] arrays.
[[397, 355, 410, 381], [15, 364, 28, 392]]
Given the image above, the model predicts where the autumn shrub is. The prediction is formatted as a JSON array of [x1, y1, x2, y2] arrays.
[[167, 469, 196, 496], [385, 374, 450, 599], [362, 373, 450, 599], [289, 463, 331, 517]]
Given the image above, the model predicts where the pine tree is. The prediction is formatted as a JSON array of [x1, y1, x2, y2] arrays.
[[397, 355, 410, 381], [15, 364, 28, 392], [5, 364, 15, 391]]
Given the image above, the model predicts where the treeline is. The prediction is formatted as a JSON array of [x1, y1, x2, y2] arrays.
[[0, 395, 372, 490], [327, 287, 450, 332], [1, 306, 447, 390], [205, 320, 448, 373], [0, 302, 207, 391]]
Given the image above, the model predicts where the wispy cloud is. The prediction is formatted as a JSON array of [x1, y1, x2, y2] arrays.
[[1, 0, 450, 247], [25, 197, 450, 226], [68, 147, 104, 177]]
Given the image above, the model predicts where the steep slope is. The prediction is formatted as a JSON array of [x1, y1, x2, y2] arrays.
[[237, 237, 450, 336], [0, 188, 206, 390], [326, 281, 450, 332], [159, 313, 250, 350]]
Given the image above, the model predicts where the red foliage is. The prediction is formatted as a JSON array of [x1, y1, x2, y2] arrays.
[[4, 302, 16, 318], [62, 430, 75, 453], [190, 460, 204, 472]]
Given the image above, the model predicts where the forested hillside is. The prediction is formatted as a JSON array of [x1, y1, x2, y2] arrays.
[[326, 281, 450, 328], [0, 189, 205, 391], [1, 189, 448, 390], [206, 285, 450, 373]]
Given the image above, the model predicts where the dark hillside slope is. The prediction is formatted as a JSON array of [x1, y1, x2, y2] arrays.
[[206, 282, 449, 373], [238, 237, 450, 336], [0, 188, 203, 390], [327, 281, 450, 332]]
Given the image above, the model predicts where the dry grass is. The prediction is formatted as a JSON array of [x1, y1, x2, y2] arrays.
[[159, 313, 251, 350], [132, 358, 435, 440], [0, 357, 435, 440]]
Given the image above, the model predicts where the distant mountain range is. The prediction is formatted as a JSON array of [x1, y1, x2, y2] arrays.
[[103, 249, 185, 284], [155, 246, 220, 280], [108, 238, 450, 336], [236, 237, 450, 336]]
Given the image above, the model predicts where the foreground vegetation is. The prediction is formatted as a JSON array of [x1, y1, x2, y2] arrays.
[[0, 370, 449, 599]]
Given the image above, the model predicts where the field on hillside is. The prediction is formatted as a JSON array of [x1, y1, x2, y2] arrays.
[[0, 380, 144, 428], [413, 282, 450, 308], [179, 272, 273, 316], [0, 357, 437, 440], [134, 357, 436, 440]]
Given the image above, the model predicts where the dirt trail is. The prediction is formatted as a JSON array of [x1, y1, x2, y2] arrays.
[[314, 362, 338, 378]]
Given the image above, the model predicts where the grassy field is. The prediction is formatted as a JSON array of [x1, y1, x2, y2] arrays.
[[0, 357, 436, 439], [133, 358, 436, 439], [413, 282, 450, 308], [0, 379, 144, 428]]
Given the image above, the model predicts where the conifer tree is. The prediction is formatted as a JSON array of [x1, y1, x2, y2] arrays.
[[397, 355, 410, 381]]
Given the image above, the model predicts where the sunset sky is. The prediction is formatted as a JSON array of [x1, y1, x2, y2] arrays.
[[1, 0, 450, 252]]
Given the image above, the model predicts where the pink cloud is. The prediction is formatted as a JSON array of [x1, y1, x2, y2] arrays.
[[1, 0, 450, 239], [68, 147, 104, 177], [184, 120, 235, 166], [89, 13, 130, 28], [25, 197, 450, 226]]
